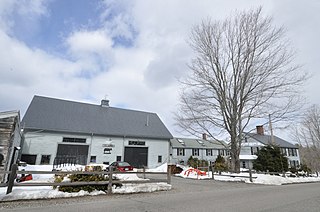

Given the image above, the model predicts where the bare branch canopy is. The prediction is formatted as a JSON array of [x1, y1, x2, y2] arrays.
[[176, 7, 307, 172]]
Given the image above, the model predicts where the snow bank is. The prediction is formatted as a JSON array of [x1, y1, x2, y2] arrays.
[[0, 164, 171, 202], [174, 165, 320, 185], [253, 174, 320, 185], [115, 173, 147, 181], [0, 182, 171, 201], [113, 183, 171, 194], [147, 163, 168, 172]]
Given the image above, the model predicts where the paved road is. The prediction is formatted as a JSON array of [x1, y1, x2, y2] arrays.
[[1, 177, 320, 212]]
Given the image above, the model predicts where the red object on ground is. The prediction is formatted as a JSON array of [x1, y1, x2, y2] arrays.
[[184, 168, 207, 177], [18, 174, 33, 182]]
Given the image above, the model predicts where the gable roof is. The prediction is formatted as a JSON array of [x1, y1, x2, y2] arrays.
[[22, 96, 173, 140], [245, 133, 297, 148], [171, 137, 226, 149]]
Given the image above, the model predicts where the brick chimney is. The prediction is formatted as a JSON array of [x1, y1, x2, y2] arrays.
[[256, 125, 264, 135], [202, 133, 207, 140]]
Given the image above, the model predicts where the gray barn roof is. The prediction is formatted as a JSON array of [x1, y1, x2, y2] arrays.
[[171, 137, 226, 149], [246, 133, 297, 148], [22, 96, 173, 140]]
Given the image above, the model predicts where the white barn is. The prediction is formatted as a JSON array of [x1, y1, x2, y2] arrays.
[[21, 96, 173, 168]]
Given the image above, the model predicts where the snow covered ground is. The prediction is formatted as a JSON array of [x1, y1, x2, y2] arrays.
[[1, 163, 319, 202], [0, 164, 171, 202], [175, 165, 320, 185]]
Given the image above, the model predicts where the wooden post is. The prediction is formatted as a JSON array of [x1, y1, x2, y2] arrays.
[[249, 168, 253, 182], [167, 165, 171, 184], [6, 164, 18, 194], [211, 165, 215, 180], [108, 166, 113, 195], [196, 166, 199, 180], [143, 166, 146, 179]]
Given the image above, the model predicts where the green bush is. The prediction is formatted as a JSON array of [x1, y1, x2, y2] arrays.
[[214, 155, 228, 172], [187, 156, 208, 169], [55, 173, 121, 193], [53, 174, 65, 189], [289, 167, 297, 173], [253, 144, 289, 172], [299, 164, 311, 173]]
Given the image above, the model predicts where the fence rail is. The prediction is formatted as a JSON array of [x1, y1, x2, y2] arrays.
[[0, 164, 171, 195]]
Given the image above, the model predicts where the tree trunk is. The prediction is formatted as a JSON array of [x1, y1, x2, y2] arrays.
[[230, 153, 241, 173], [230, 134, 241, 173]]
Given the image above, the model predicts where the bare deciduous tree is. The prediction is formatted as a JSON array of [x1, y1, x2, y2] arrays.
[[176, 7, 307, 172], [292, 105, 320, 174]]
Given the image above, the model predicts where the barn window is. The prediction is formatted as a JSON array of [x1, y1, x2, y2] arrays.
[[90, 156, 96, 163], [40, 155, 51, 165], [104, 148, 112, 154], [129, 141, 146, 146], [62, 137, 86, 143]]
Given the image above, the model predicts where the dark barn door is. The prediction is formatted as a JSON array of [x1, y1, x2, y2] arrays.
[[124, 147, 148, 168], [56, 144, 89, 165], [21, 154, 37, 165]]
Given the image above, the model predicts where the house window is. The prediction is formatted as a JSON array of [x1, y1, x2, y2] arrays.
[[158, 155, 162, 163], [218, 149, 225, 156], [226, 150, 231, 156], [129, 141, 146, 146], [288, 148, 297, 156], [251, 147, 259, 155], [281, 148, 287, 156], [40, 155, 51, 165], [242, 161, 246, 168], [90, 156, 96, 163], [293, 149, 297, 156], [206, 149, 212, 156], [0, 153, 4, 166], [192, 148, 199, 156], [291, 160, 300, 168], [104, 148, 112, 154], [62, 137, 86, 143], [177, 148, 185, 156]]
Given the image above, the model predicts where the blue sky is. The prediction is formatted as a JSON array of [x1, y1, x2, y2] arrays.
[[10, 0, 134, 55], [0, 0, 320, 138]]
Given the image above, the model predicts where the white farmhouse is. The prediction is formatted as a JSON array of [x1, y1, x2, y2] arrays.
[[21, 96, 172, 168], [240, 126, 300, 169], [170, 134, 228, 165]]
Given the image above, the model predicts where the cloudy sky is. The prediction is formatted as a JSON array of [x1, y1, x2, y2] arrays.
[[1, 0, 319, 138]]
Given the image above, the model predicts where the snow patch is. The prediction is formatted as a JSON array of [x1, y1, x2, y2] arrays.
[[0, 164, 171, 201]]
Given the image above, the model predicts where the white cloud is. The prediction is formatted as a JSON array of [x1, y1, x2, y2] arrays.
[[66, 30, 113, 57], [0, 0, 319, 138], [0, 0, 48, 33], [100, 0, 136, 41], [0, 29, 87, 113]]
